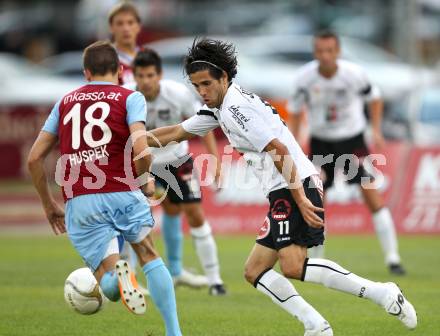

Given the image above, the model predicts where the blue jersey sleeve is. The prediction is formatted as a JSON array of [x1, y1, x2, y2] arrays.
[[126, 91, 147, 125], [42, 100, 61, 135]]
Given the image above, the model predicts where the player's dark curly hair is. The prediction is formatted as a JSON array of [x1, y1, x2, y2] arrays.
[[184, 38, 238, 83]]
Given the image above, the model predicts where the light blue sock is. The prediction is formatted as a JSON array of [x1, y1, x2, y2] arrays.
[[100, 271, 120, 302], [143, 258, 182, 336], [162, 214, 183, 277]]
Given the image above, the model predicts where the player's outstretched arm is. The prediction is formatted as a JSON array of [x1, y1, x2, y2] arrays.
[[287, 110, 304, 140], [264, 139, 324, 229], [147, 124, 195, 147], [129, 122, 156, 196], [201, 131, 221, 183], [28, 131, 65, 235]]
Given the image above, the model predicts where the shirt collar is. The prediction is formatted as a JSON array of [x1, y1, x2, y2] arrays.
[[88, 81, 116, 85]]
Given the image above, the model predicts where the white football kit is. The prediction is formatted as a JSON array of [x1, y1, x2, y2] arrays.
[[182, 83, 317, 196], [287, 59, 381, 141], [126, 80, 201, 165]]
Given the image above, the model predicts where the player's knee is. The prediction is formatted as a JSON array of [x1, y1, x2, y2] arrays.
[[131, 237, 160, 265], [244, 264, 260, 284], [278, 246, 307, 279], [163, 201, 181, 216], [280, 261, 304, 280], [184, 204, 204, 227]]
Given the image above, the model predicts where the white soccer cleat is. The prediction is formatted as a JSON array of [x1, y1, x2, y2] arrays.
[[383, 282, 417, 329], [116, 260, 146, 315], [173, 269, 209, 288], [304, 321, 333, 336]]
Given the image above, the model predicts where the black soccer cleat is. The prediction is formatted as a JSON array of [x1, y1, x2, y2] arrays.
[[389, 263, 406, 276], [209, 284, 227, 296]]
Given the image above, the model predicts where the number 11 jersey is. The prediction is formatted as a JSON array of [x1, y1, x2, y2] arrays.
[[42, 81, 147, 201]]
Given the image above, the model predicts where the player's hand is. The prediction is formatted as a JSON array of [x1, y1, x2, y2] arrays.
[[372, 130, 385, 150], [212, 162, 222, 190], [142, 176, 156, 198], [45, 202, 65, 235], [297, 197, 324, 229]]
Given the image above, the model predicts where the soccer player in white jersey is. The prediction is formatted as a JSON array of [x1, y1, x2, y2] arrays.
[[108, 2, 141, 85], [129, 49, 226, 295], [286, 31, 406, 275], [145, 38, 417, 335]]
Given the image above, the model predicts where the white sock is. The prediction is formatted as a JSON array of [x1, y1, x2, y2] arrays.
[[303, 258, 388, 307], [120, 243, 138, 274], [372, 207, 401, 265], [190, 222, 222, 285], [308, 244, 325, 258], [255, 269, 327, 330]]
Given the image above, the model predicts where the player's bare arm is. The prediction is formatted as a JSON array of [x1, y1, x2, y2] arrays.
[[147, 124, 195, 147], [264, 139, 324, 229], [201, 131, 221, 183], [129, 121, 155, 197], [369, 98, 385, 149], [27, 131, 65, 235], [287, 109, 305, 141]]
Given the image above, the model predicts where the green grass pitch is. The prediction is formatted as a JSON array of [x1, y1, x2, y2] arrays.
[[0, 234, 439, 336]]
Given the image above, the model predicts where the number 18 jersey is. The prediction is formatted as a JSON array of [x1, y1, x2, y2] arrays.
[[42, 81, 147, 201]]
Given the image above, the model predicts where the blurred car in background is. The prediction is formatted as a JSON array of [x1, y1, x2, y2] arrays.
[[144, 34, 438, 120], [409, 87, 440, 144], [144, 34, 436, 100], [0, 53, 82, 105], [385, 85, 440, 144], [233, 34, 437, 100], [42, 34, 437, 101], [39, 34, 439, 139], [42, 51, 85, 82]]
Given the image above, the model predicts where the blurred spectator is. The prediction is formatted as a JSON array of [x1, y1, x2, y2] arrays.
[[22, 36, 55, 64]]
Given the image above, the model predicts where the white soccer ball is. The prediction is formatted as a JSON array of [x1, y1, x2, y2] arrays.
[[64, 267, 105, 315]]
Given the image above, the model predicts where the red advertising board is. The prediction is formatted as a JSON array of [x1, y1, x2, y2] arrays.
[[188, 140, 411, 235], [323, 142, 408, 234], [0, 106, 53, 178], [392, 147, 440, 234], [0, 106, 438, 234]]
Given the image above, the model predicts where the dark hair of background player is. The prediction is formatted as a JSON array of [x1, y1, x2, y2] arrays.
[[132, 48, 162, 74], [314, 30, 340, 47]]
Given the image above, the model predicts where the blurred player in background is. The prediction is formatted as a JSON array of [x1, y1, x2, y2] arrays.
[[108, 2, 141, 85], [145, 38, 417, 336], [108, 1, 148, 284], [28, 41, 182, 335], [129, 49, 226, 295], [287, 31, 406, 275]]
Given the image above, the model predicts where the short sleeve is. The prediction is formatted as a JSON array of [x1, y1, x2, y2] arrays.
[[42, 99, 61, 135], [354, 67, 381, 102], [181, 110, 219, 136], [126, 91, 147, 125], [223, 104, 276, 152]]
